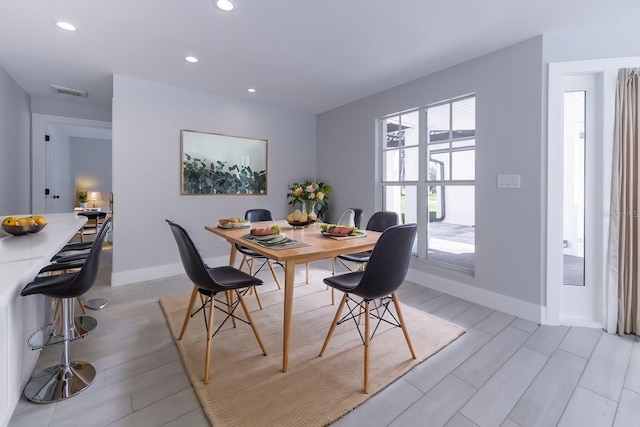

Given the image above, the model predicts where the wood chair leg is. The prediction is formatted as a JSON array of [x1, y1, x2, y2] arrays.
[[319, 293, 347, 356], [267, 261, 282, 290], [391, 292, 416, 359], [364, 300, 370, 394], [226, 290, 237, 328], [235, 289, 267, 355], [239, 255, 247, 271], [204, 294, 216, 385], [179, 286, 199, 340], [328, 259, 336, 304], [76, 297, 87, 315], [252, 286, 263, 310]]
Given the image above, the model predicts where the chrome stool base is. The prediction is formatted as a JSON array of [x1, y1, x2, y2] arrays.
[[28, 315, 98, 350], [24, 361, 96, 403], [83, 297, 109, 310]]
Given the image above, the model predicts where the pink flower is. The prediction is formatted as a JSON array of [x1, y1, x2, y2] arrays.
[[308, 192, 316, 199], [305, 185, 315, 193]]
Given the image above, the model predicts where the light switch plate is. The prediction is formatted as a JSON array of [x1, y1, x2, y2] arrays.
[[497, 174, 521, 188]]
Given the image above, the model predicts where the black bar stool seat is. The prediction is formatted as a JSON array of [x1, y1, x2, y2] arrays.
[[19, 218, 111, 403]]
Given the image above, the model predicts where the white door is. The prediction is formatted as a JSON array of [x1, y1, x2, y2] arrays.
[[559, 75, 604, 327], [44, 127, 72, 213]]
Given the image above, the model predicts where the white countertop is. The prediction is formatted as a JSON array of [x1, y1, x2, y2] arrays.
[[0, 214, 87, 267]]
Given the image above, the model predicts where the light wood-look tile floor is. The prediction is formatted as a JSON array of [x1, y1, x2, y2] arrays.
[[9, 250, 640, 427]]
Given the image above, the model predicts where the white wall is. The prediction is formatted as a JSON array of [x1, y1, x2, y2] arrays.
[[31, 96, 111, 123], [111, 75, 317, 285], [318, 37, 545, 308], [0, 67, 31, 215], [70, 137, 112, 211], [317, 27, 640, 322]]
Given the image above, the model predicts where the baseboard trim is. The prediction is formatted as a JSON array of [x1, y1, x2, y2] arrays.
[[111, 256, 228, 287], [406, 268, 544, 324], [559, 317, 603, 329]]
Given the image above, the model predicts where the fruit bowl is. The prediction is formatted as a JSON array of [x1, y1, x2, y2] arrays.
[[287, 219, 316, 229], [2, 215, 47, 236], [28, 223, 47, 234], [2, 224, 30, 236]]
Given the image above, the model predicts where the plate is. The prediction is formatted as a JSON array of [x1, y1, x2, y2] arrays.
[[321, 230, 357, 237], [250, 233, 283, 241], [257, 235, 291, 246], [218, 222, 251, 229]]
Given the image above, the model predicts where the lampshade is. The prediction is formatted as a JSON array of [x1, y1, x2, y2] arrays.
[[88, 191, 101, 208]]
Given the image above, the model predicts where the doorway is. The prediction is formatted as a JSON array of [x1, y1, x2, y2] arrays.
[[31, 114, 112, 214], [546, 57, 640, 329]]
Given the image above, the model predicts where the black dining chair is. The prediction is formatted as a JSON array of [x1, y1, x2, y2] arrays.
[[319, 223, 417, 394], [330, 211, 399, 303], [19, 217, 112, 402], [166, 219, 267, 384], [235, 209, 283, 292]]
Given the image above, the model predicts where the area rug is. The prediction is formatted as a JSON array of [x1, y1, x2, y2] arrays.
[[160, 280, 465, 426]]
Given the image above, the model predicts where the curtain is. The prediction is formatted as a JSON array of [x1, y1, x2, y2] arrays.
[[609, 68, 640, 335]]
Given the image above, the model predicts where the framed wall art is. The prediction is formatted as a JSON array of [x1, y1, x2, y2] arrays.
[[181, 129, 267, 195]]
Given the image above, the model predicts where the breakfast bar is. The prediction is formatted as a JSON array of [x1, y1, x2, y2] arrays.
[[0, 213, 87, 427]]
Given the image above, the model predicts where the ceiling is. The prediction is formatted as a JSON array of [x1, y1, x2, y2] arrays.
[[0, 1, 638, 115]]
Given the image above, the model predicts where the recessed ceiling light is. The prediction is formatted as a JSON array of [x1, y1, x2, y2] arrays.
[[56, 21, 76, 31], [216, 0, 234, 11], [248, 88, 256, 93], [185, 56, 198, 63]]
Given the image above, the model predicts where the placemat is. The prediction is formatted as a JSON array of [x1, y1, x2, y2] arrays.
[[242, 234, 310, 250]]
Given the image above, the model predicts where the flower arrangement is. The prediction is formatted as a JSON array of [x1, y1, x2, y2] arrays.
[[287, 181, 332, 214]]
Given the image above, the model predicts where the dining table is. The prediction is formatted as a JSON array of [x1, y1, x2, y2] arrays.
[[205, 219, 381, 372]]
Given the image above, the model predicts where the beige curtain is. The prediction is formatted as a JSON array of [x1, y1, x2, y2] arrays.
[[610, 68, 640, 335]]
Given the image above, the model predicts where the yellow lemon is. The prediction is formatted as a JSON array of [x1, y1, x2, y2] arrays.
[[33, 215, 47, 225], [2, 216, 17, 226], [17, 217, 36, 227]]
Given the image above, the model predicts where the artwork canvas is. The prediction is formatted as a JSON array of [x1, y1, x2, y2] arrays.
[[181, 130, 267, 195]]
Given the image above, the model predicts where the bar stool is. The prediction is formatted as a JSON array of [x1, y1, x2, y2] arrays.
[[19, 218, 110, 403]]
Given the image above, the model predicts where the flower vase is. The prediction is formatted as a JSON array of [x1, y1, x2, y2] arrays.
[[304, 200, 317, 216]]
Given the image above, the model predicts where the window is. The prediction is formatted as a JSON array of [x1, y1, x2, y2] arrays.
[[381, 110, 419, 248], [381, 96, 476, 271]]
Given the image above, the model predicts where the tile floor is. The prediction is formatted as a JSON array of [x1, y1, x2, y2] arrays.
[[8, 250, 640, 427]]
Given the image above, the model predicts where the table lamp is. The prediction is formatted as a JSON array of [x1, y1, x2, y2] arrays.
[[88, 191, 101, 209]]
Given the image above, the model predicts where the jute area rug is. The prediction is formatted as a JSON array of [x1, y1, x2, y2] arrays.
[[160, 279, 465, 427]]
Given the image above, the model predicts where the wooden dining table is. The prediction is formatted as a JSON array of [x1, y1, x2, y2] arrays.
[[205, 219, 381, 372]]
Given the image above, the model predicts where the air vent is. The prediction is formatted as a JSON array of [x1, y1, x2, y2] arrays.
[[51, 84, 88, 98]]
